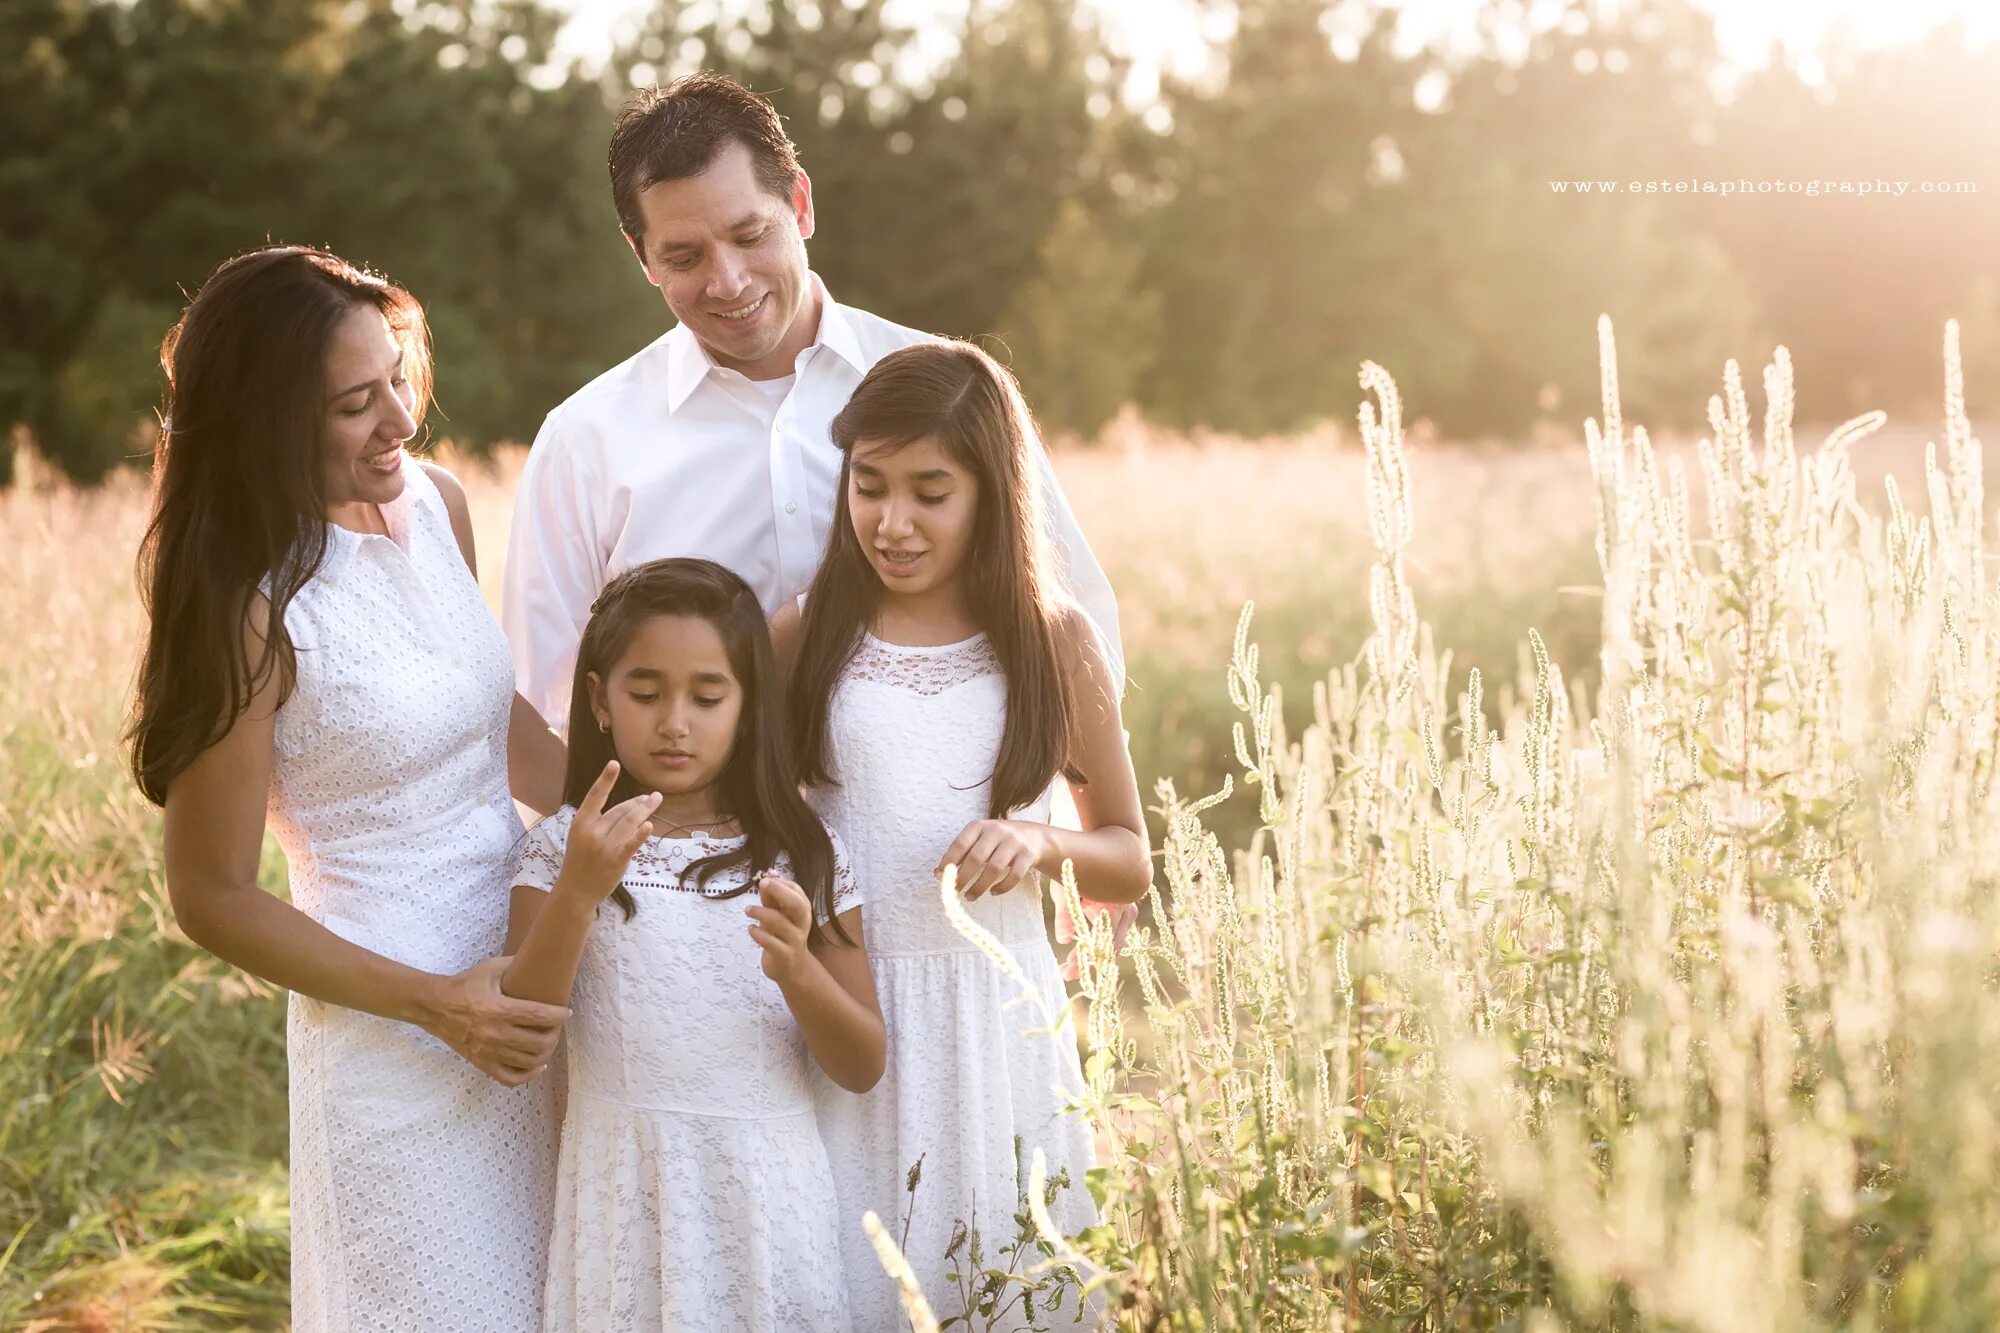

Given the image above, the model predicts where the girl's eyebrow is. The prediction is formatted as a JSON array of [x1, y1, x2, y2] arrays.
[[853, 460, 954, 482], [622, 666, 734, 685]]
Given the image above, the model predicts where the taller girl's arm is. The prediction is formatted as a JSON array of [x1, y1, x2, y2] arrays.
[[939, 607, 1153, 904], [162, 595, 569, 1086], [424, 459, 566, 815], [502, 762, 660, 1006], [749, 884, 885, 1092]]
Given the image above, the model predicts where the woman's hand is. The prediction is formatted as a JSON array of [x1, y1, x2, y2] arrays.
[[747, 876, 815, 984], [425, 955, 569, 1086], [936, 819, 1050, 899], [555, 761, 661, 902]]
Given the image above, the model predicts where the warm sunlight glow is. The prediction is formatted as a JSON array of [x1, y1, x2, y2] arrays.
[[554, 0, 1998, 89]]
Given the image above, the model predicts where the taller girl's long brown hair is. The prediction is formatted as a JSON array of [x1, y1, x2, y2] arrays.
[[563, 558, 842, 937], [128, 246, 432, 806], [789, 340, 1081, 818]]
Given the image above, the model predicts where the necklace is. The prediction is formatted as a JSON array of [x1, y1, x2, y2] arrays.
[[650, 811, 739, 839]]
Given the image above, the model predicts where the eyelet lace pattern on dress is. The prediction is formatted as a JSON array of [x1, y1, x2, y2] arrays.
[[264, 456, 556, 1332]]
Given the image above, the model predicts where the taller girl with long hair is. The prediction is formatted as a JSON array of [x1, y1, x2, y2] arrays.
[[780, 340, 1151, 1328], [128, 246, 567, 1331]]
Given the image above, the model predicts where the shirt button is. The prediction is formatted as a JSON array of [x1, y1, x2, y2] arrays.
[[785, 502, 798, 514]]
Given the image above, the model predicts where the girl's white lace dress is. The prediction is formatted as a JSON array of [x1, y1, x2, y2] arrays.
[[264, 455, 556, 1332], [514, 808, 860, 1332], [809, 632, 1102, 1331]]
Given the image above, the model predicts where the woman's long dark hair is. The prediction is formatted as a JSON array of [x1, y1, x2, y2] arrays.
[[128, 246, 432, 806], [789, 340, 1080, 819], [565, 559, 842, 935]]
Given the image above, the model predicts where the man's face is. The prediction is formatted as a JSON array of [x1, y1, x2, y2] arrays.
[[629, 141, 817, 380]]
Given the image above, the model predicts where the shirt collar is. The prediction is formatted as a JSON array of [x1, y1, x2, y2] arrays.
[[810, 274, 868, 376], [662, 271, 865, 414]]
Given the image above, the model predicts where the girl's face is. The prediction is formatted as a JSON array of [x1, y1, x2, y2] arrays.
[[587, 613, 744, 804], [848, 435, 980, 599], [321, 304, 418, 510]]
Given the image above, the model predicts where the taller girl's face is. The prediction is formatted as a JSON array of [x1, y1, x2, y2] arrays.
[[321, 304, 418, 510], [588, 613, 745, 801], [848, 435, 980, 598]]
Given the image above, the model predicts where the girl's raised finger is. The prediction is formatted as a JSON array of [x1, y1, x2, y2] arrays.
[[580, 760, 621, 818]]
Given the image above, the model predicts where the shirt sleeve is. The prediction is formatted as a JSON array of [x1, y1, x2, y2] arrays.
[[1023, 424, 1125, 694], [501, 407, 605, 734], [514, 813, 570, 894], [822, 827, 863, 924]]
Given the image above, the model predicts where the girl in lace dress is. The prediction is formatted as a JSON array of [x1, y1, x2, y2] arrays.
[[776, 341, 1152, 1330], [502, 558, 883, 1333]]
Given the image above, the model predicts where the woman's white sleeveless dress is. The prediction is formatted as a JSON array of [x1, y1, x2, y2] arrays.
[[264, 455, 556, 1331], [514, 809, 858, 1332], [809, 631, 1102, 1330]]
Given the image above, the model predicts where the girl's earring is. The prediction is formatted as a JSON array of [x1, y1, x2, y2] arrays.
[[597, 718, 610, 734]]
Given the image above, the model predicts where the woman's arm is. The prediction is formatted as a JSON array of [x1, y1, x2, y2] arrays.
[[507, 694, 566, 816], [162, 596, 569, 1085], [749, 885, 885, 1092], [939, 608, 1152, 904], [422, 460, 568, 814]]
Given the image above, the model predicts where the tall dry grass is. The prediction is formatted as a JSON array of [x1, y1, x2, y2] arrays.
[[955, 321, 2000, 1330], [3, 335, 1994, 1326]]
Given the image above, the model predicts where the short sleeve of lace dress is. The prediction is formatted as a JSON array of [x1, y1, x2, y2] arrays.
[[514, 807, 575, 894], [821, 826, 863, 924]]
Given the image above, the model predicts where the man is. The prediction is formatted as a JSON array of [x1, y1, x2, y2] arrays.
[[501, 72, 1120, 730]]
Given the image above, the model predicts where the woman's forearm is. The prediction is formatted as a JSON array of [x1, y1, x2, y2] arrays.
[[1033, 823, 1151, 904], [508, 693, 567, 816], [175, 883, 447, 1028], [779, 961, 885, 1092], [502, 885, 598, 1006]]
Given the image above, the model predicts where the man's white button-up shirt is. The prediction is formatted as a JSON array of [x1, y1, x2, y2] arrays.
[[501, 276, 1122, 730]]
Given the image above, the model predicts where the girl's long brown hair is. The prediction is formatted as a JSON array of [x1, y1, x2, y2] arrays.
[[128, 247, 432, 806], [564, 559, 842, 936], [789, 340, 1081, 818]]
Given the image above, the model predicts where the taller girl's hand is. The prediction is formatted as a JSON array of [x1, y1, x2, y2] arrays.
[[936, 819, 1050, 899], [554, 761, 661, 902]]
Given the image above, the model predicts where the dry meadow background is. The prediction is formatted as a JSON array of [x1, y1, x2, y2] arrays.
[[9, 325, 2000, 1327]]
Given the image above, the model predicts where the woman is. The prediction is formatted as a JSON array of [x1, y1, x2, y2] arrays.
[[128, 246, 564, 1331]]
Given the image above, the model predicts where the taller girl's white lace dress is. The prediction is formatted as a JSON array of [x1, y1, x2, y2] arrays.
[[514, 809, 861, 1333], [264, 455, 556, 1332], [809, 631, 1102, 1331]]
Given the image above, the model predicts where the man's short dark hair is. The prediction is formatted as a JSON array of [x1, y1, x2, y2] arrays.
[[609, 73, 801, 248]]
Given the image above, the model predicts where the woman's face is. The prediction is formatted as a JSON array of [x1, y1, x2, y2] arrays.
[[587, 613, 745, 803], [321, 304, 418, 510], [847, 435, 981, 599]]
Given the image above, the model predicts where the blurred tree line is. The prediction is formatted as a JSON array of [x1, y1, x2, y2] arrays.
[[5, 0, 1997, 483]]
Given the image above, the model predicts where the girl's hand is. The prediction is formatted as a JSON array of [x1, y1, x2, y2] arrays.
[[937, 819, 1048, 899], [555, 761, 661, 902], [747, 876, 814, 984]]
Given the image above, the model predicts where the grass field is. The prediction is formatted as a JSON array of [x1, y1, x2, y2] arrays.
[[6, 343, 1999, 1328]]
